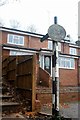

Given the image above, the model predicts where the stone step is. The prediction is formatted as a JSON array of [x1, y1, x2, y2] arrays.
[[0, 87, 2, 93], [1, 118, 26, 120], [0, 81, 8, 87], [1, 113, 26, 120], [2, 117, 26, 120], [0, 95, 13, 98], [0, 102, 20, 112], [0, 86, 7, 90], [0, 93, 16, 106], [0, 87, 9, 94], [0, 82, 2, 87], [0, 102, 19, 106]]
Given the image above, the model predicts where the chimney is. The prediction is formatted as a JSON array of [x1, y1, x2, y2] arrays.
[[75, 40, 80, 46]]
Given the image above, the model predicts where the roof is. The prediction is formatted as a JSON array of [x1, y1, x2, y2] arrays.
[[0, 26, 45, 38], [0, 27, 79, 48], [2, 43, 39, 52]]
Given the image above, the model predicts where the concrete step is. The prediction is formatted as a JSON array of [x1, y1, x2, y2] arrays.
[[2, 117, 26, 120], [0, 95, 13, 99], [0, 81, 8, 87], [0, 82, 2, 87], [0, 87, 2, 93], [0, 87, 9, 94], [0, 101, 20, 112], [1, 118, 26, 120], [0, 102, 19, 106], [1, 113, 26, 120], [0, 94, 12, 98]]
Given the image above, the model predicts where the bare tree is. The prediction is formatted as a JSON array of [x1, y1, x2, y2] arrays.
[[27, 24, 37, 33], [0, 0, 20, 6], [9, 19, 20, 29], [0, 0, 7, 6]]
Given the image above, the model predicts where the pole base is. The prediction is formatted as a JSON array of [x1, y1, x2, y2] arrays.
[[52, 108, 59, 116]]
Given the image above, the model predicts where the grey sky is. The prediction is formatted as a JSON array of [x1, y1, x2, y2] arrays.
[[0, 0, 79, 41]]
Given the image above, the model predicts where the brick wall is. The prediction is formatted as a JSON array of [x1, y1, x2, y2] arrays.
[[2, 49, 9, 56], [29, 36, 48, 49], [60, 92, 78, 103], [59, 59, 78, 86], [60, 86, 79, 103], [2, 31, 29, 48], [61, 42, 69, 54], [2, 32, 7, 44], [36, 87, 52, 105]]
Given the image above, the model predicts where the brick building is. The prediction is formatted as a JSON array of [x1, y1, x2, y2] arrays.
[[0, 27, 80, 107]]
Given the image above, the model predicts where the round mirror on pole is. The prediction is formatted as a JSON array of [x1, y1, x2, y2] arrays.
[[48, 24, 66, 41]]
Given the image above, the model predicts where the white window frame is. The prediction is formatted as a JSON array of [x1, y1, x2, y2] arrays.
[[7, 34, 24, 46], [39, 55, 44, 69], [10, 50, 34, 55], [59, 56, 75, 69], [39, 54, 52, 76], [48, 41, 52, 50], [48, 41, 61, 51], [58, 42, 61, 52], [70, 47, 77, 55]]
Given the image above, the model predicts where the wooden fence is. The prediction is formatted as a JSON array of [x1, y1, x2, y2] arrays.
[[7, 56, 16, 81], [2, 56, 8, 82], [2, 55, 36, 111]]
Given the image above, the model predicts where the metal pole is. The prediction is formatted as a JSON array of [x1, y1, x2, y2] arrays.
[[55, 41, 59, 114], [52, 40, 59, 116], [52, 41, 56, 115]]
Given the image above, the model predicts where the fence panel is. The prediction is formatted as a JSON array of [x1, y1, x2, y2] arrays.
[[16, 55, 36, 111], [2, 56, 8, 81], [2, 55, 36, 111], [7, 56, 16, 81]]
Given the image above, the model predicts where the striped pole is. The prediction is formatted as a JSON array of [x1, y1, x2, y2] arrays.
[[52, 40, 59, 116]]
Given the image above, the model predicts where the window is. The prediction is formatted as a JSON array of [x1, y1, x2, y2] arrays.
[[39, 55, 44, 68], [48, 41, 52, 50], [10, 51, 17, 55], [7, 34, 24, 45], [70, 47, 77, 55], [48, 41, 61, 51], [10, 51, 30, 55], [45, 57, 50, 69], [58, 42, 61, 51], [59, 56, 75, 69]]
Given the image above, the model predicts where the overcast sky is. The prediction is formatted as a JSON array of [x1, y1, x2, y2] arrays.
[[0, 0, 79, 41]]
